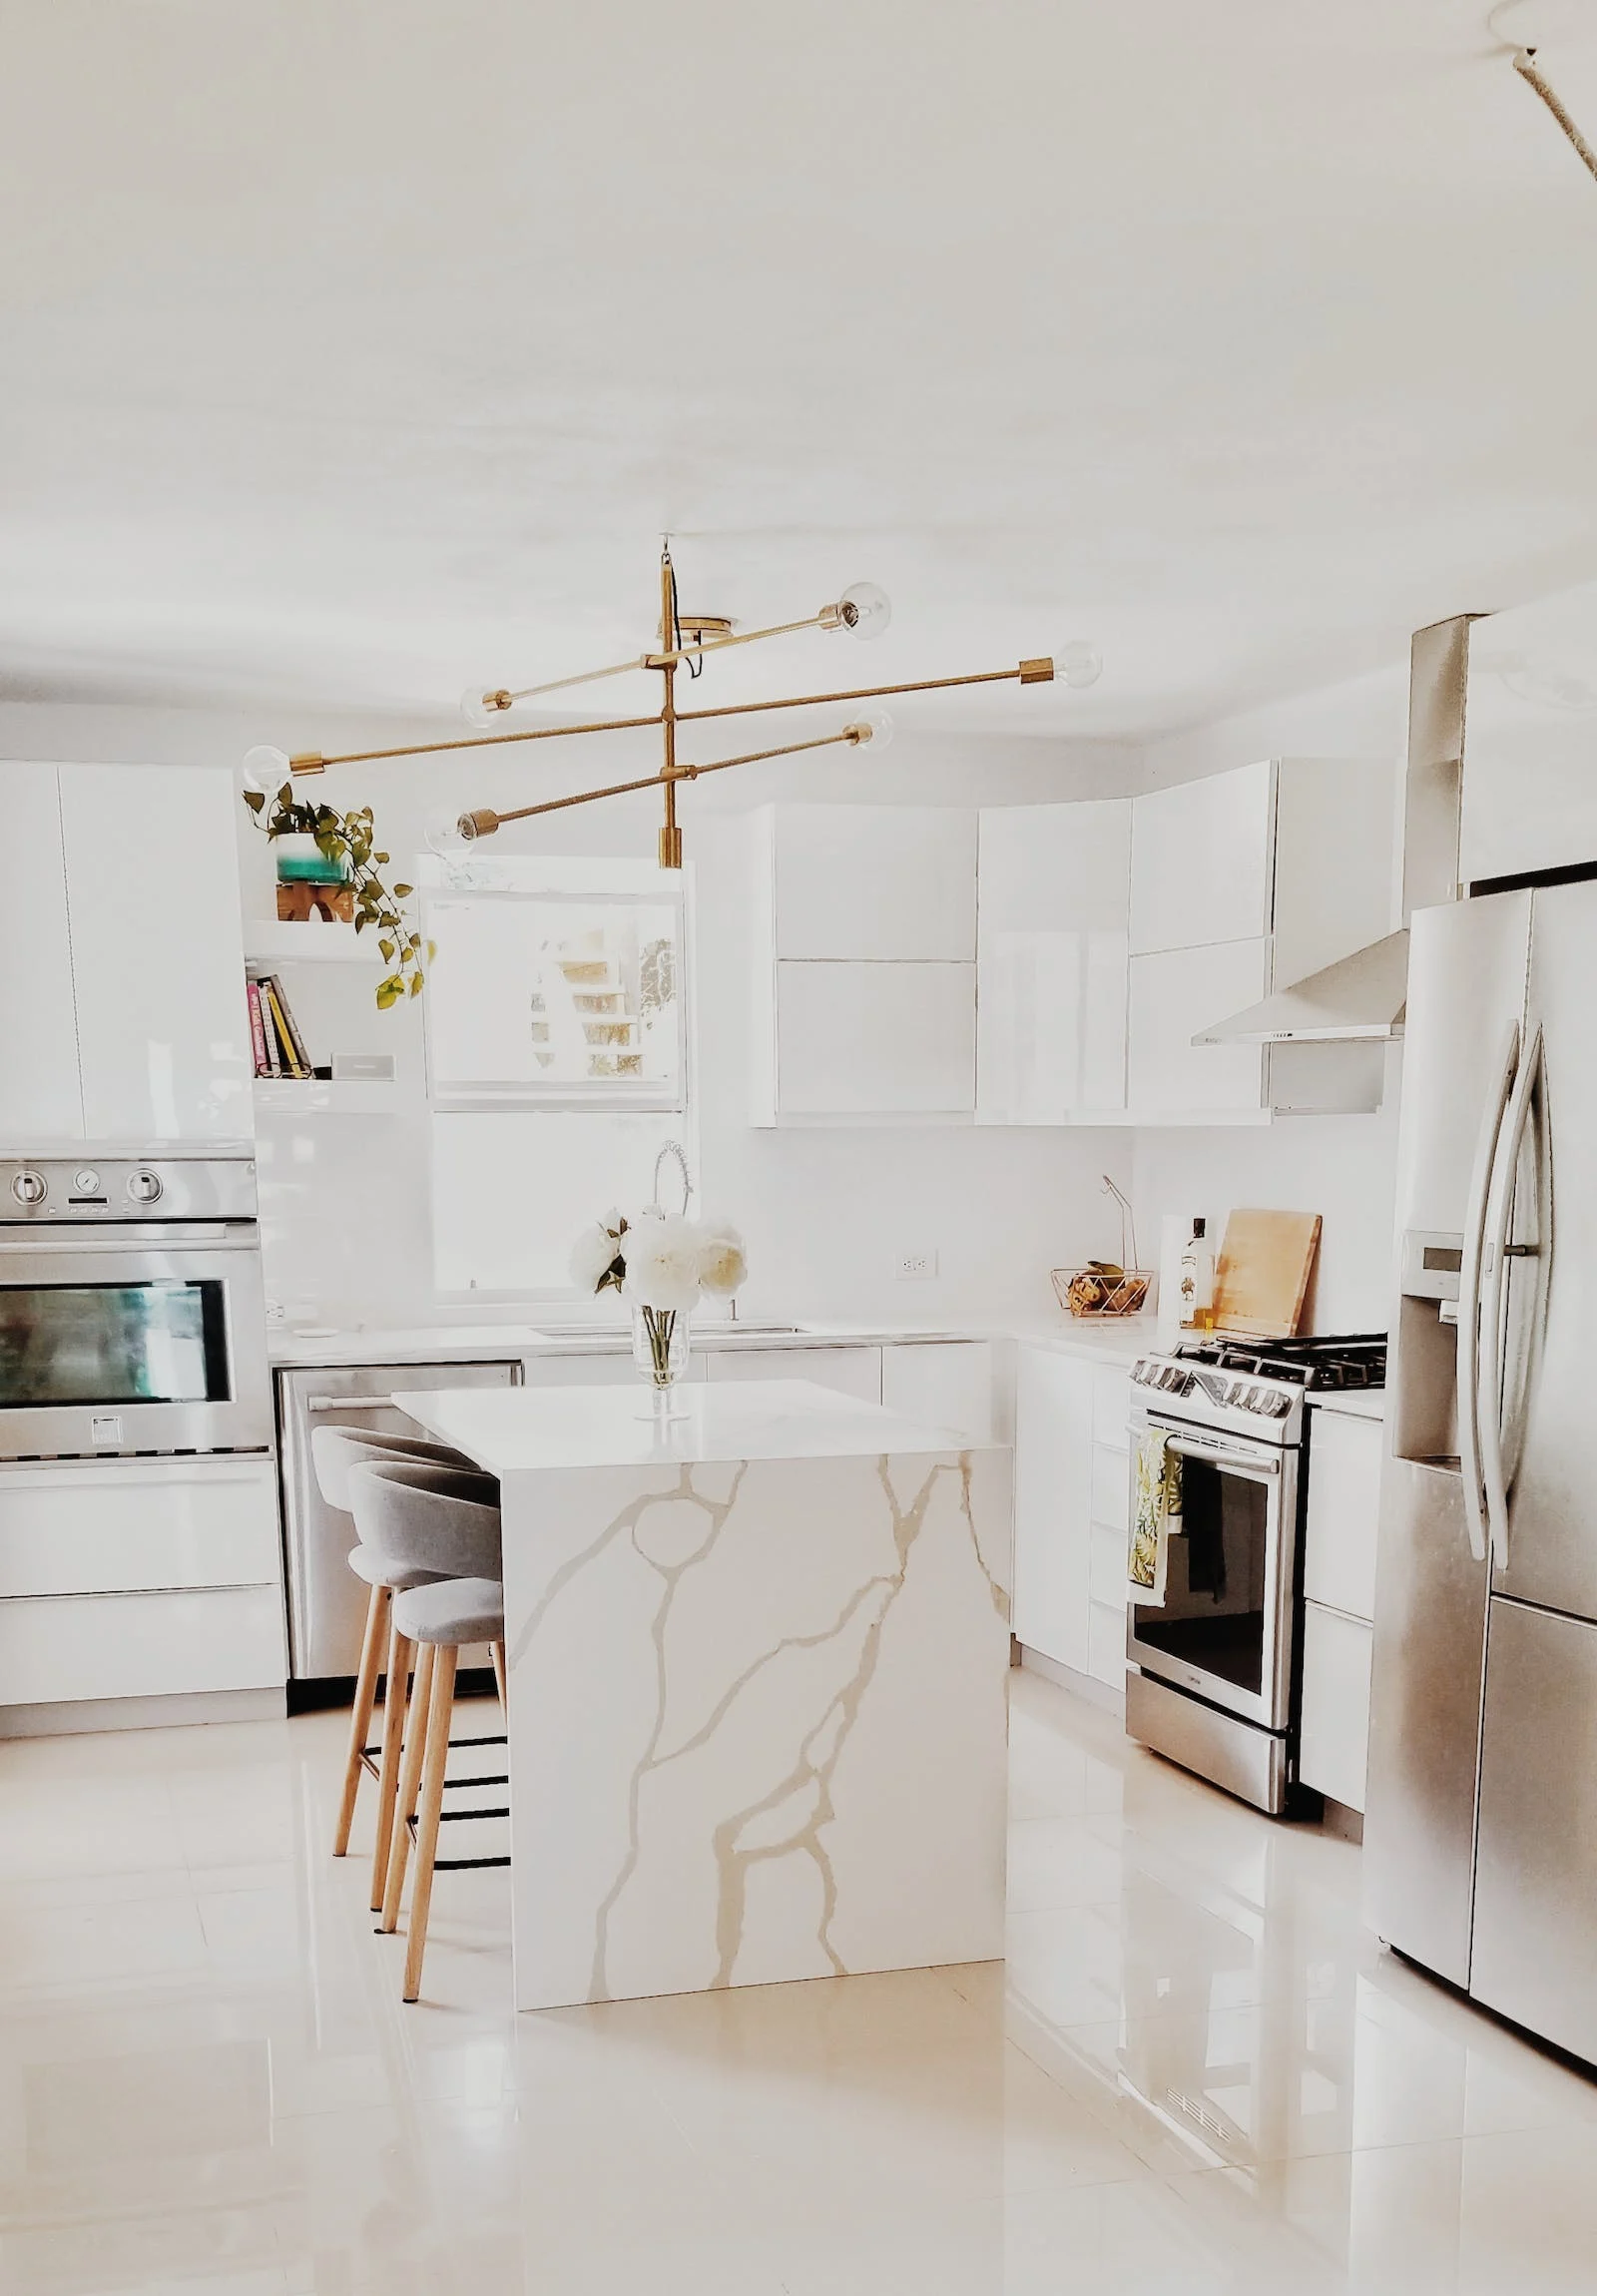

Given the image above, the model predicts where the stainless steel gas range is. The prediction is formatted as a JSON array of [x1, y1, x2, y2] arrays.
[[1125, 1333, 1385, 1816]]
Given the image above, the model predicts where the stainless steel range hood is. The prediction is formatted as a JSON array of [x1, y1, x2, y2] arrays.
[[1195, 616, 1474, 1047]]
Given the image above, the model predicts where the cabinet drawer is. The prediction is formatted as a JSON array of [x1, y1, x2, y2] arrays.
[[706, 1347, 881, 1404], [1299, 1602, 1372, 1812], [1304, 1409, 1383, 1622], [1088, 1598, 1128, 1689], [0, 1586, 286, 1705], [1091, 1367, 1132, 1450], [0, 1459, 280, 1599], [1089, 1443, 1129, 1533]]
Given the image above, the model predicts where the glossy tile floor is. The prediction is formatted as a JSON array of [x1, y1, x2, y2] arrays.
[[4, 1670, 1597, 2292]]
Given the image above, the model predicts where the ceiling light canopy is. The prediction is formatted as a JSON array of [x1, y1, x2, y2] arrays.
[[245, 544, 1098, 870]]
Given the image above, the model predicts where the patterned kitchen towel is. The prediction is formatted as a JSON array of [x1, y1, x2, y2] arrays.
[[1129, 1429, 1183, 1607]]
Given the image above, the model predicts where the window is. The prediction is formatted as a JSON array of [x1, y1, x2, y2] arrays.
[[421, 855, 695, 1295]]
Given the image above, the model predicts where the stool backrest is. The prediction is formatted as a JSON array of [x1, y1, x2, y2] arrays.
[[311, 1426, 474, 1513], [348, 1456, 502, 1581]]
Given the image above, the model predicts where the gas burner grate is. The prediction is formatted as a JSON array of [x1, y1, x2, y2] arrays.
[[1173, 1333, 1386, 1391]]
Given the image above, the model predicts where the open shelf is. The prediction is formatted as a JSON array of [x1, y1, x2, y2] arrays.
[[244, 922, 383, 966], [253, 1079, 399, 1115]]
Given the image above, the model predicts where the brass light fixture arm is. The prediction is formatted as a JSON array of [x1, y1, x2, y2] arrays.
[[458, 726, 870, 842], [476, 609, 850, 717]]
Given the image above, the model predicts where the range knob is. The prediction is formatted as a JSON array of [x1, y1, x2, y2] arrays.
[[10, 1169, 46, 1207], [126, 1170, 164, 1205], [1262, 1391, 1292, 1417]]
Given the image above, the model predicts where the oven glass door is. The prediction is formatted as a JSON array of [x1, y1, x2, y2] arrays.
[[1127, 1418, 1295, 1729], [0, 1282, 232, 1408]]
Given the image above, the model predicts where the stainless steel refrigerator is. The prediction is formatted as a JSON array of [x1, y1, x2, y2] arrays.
[[1364, 876, 1597, 2063]]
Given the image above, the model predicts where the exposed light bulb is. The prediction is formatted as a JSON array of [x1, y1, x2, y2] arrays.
[[844, 709, 893, 752], [837, 581, 891, 641], [241, 745, 291, 800], [1054, 640, 1103, 690], [460, 685, 512, 732], [424, 807, 471, 855]]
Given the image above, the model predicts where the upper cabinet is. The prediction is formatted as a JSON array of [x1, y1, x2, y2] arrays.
[[750, 765, 1395, 1129], [1462, 581, 1597, 887], [0, 765, 252, 1147], [751, 806, 978, 1125], [975, 801, 1130, 1123], [1127, 758, 1396, 1123]]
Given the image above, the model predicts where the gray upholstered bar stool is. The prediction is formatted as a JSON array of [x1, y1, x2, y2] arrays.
[[348, 1456, 506, 2003], [310, 1426, 475, 1901]]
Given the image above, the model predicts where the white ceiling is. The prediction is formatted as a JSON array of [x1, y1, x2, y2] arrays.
[[4, 0, 1597, 741]]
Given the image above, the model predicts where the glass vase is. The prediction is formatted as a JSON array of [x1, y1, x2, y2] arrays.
[[631, 1303, 690, 1409]]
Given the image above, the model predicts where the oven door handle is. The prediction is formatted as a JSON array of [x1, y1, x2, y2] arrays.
[[305, 1395, 411, 1414], [1163, 1436, 1282, 1478], [0, 1224, 253, 1251]]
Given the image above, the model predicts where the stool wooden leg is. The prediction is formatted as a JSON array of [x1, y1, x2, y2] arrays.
[[490, 1639, 508, 1711], [403, 1644, 458, 2004], [370, 1626, 415, 1914], [380, 1638, 435, 1934], [335, 1582, 388, 1858]]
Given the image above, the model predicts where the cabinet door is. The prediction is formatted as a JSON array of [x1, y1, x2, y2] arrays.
[[976, 802, 1130, 1122], [776, 961, 975, 1116], [1462, 588, 1597, 887], [1304, 1409, 1383, 1621], [1130, 762, 1274, 956], [0, 1586, 286, 1704], [60, 767, 254, 1141], [1012, 1347, 1093, 1673], [0, 1457, 279, 1598], [1127, 939, 1269, 1116], [1299, 1602, 1372, 1812], [880, 1341, 992, 1442], [0, 764, 86, 1141], [774, 805, 976, 961], [705, 1347, 881, 1403]]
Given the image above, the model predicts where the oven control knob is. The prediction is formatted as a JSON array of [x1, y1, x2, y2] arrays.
[[1263, 1391, 1291, 1417], [127, 1170, 163, 1205], [73, 1169, 100, 1195], [10, 1169, 46, 1206]]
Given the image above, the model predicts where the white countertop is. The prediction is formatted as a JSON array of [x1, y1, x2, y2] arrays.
[[392, 1377, 989, 1473], [1016, 1319, 1159, 1368], [268, 1319, 990, 1369], [1308, 1389, 1386, 1422]]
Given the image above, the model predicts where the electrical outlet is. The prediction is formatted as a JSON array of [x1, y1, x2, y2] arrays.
[[894, 1247, 938, 1281], [265, 1299, 288, 1326]]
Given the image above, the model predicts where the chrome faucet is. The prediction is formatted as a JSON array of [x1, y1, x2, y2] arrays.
[[651, 1139, 694, 1218]]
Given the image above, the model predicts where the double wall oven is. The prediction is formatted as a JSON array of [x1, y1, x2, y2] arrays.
[[1125, 1335, 1384, 1815], [0, 1157, 270, 1459]]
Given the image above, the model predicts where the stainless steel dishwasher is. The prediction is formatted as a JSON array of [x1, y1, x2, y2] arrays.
[[276, 1358, 521, 1701]]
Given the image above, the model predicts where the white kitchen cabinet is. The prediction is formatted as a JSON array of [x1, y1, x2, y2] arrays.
[[1131, 762, 1275, 955], [975, 801, 1130, 1122], [60, 767, 254, 1141], [706, 1346, 881, 1403], [1304, 1408, 1384, 1622], [880, 1340, 994, 1442], [0, 1457, 280, 1600], [0, 1586, 286, 1706], [769, 960, 975, 1119], [0, 766, 84, 1140], [1013, 1344, 1132, 1691], [770, 804, 976, 961], [1300, 1603, 1373, 1813], [1012, 1346, 1094, 1675], [1127, 939, 1270, 1118], [1461, 580, 1597, 886], [521, 1353, 704, 1386], [1126, 758, 1395, 1121], [0, 764, 252, 1146]]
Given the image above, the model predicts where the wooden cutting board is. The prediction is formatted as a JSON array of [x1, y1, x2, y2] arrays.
[[1213, 1209, 1322, 1339]]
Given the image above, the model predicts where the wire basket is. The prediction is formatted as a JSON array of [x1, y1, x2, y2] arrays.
[[1052, 1265, 1153, 1319]]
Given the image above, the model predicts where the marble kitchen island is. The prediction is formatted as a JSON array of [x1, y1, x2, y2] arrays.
[[392, 1378, 1012, 2011]]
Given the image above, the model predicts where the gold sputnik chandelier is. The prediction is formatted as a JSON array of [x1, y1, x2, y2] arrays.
[[244, 544, 1101, 870]]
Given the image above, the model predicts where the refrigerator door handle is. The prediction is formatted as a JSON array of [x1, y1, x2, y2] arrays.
[[1458, 1022, 1521, 1565], [1480, 1025, 1543, 1573]]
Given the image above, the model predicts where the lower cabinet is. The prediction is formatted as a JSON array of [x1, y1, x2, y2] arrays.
[[0, 1587, 286, 1706], [1300, 1603, 1373, 1813], [707, 1345, 881, 1402], [1013, 1343, 1133, 1690]]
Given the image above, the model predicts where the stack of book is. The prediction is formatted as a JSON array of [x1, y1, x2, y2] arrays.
[[247, 973, 314, 1079]]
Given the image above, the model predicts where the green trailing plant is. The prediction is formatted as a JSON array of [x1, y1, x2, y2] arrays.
[[243, 780, 431, 1009]]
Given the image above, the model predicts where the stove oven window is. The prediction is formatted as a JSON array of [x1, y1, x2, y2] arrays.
[[0, 1283, 232, 1409], [1132, 1450, 1270, 1694]]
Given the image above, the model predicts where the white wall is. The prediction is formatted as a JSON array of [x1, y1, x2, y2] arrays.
[[1129, 664, 1410, 1335], [0, 700, 1142, 1331]]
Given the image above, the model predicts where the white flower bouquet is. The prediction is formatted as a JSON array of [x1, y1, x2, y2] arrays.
[[570, 1205, 748, 1389]]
